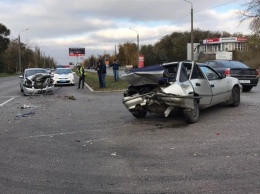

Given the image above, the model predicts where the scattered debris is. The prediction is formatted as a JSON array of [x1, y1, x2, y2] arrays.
[[20, 104, 38, 109], [55, 94, 76, 100], [66, 95, 76, 100], [16, 111, 35, 118], [75, 140, 81, 142], [111, 152, 116, 156]]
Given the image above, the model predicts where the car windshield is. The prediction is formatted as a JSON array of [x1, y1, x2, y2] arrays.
[[55, 69, 72, 74], [25, 69, 47, 77], [220, 61, 249, 68]]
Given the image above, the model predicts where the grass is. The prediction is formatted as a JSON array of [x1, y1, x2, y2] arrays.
[[83, 71, 129, 91], [0, 73, 16, 78]]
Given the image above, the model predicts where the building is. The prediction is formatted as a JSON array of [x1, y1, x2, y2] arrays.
[[200, 37, 248, 53]]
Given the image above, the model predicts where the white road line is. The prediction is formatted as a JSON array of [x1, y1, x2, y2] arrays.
[[0, 97, 15, 107]]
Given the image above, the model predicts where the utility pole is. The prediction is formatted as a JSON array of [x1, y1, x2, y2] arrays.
[[129, 28, 139, 67], [18, 28, 29, 73], [184, 0, 194, 61]]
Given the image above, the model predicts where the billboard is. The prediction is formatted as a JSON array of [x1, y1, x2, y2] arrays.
[[69, 48, 85, 56]]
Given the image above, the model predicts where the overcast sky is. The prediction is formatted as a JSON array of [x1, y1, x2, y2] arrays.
[[0, 0, 251, 65]]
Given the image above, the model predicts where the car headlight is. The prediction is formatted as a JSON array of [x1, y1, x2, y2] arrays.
[[24, 79, 32, 88]]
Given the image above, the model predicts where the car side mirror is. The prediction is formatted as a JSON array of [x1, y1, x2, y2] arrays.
[[19, 75, 23, 79]]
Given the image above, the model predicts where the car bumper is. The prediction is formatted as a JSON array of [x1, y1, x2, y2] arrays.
[[238, 78, 259, 87], [122, 92, 195, 111], [23, 86, 54, 95], [53, 79, 74, 85]]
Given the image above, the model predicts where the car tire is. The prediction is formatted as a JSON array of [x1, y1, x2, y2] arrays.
[[131, 109, 147, 118], [242, 86, 253, 92], [20, 87, 24, 92], [230, 86, 240, 107], [183, 100, 199, 124]]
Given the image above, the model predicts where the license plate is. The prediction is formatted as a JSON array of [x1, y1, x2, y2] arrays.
[[60, 80, 66, 82], [240, 80, 250, 83]]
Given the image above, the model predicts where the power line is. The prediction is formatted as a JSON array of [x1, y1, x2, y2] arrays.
[[146, 0, 239, 36]]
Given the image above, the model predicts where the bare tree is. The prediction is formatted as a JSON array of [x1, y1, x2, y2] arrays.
[[239, 0, 260, 33]]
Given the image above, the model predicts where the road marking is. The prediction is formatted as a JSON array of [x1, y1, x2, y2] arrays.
[[0, 97, 15, 107]]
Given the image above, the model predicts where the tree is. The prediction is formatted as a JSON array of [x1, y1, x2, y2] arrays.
[[239, 0, 260, 33], [0, 23, 10, 53]]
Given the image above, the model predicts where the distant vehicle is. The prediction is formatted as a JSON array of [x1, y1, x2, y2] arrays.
[[53, 68, 75, 86], [121, 61, 241, 124], [19, 68, 54, 96], [204, 60, 259, 92]]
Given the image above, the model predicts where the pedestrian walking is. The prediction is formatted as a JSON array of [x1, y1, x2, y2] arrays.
[[77, 64, 86, 89], [110, 59, 120, 82]]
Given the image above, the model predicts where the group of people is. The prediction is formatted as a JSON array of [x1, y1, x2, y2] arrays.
[[77, 58, 121, 89]]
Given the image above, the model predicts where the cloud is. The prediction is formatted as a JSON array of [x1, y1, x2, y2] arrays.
[[0, 0, 251, 65]]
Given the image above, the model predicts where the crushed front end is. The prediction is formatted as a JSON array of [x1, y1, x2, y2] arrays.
[[23, 73, 54, 95]]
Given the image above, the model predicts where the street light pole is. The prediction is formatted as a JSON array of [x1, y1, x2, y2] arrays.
[[184, 0, 194, 61], [18, 28, 29, 73], [109, 41, 117, 57], [129, 28, 139, 67], [35, 42, 42, 68]]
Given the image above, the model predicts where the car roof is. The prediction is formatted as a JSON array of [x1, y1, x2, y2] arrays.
[[56, 68, 72, 70]]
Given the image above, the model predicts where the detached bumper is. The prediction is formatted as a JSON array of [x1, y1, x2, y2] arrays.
[[122, 92, 196, 111], [23, 86, 54, 95]]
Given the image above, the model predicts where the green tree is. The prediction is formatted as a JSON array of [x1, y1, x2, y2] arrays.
[[0, 23, 11, 72], [0, 23, 10, 53]]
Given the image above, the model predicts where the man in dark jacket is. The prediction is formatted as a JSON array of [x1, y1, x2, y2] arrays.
[[110, 59, 120, 82], [96, 59, 107, 88]]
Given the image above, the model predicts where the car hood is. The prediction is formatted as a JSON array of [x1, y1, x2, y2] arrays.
[[55, 73, 72, 77], [26, 73, 52, 82]]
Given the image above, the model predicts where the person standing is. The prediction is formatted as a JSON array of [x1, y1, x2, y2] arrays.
[[110, 59, 120, 82], [96, 61, 103, 88], [100, 59, 107, 88], [77, 65, 86, 89]]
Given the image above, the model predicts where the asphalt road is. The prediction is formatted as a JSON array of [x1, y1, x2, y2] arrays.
[[1, 75, 260, 194]]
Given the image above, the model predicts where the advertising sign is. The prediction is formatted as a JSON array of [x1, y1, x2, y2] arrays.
[[216, 52, 232, 60], [69, 48, 85, 56], [139, 55, 144, 68]]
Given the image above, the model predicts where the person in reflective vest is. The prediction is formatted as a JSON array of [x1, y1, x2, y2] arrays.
[[77, 65, 86, 89]]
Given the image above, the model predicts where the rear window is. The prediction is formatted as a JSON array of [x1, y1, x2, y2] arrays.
[[220, 61, 249, 68]]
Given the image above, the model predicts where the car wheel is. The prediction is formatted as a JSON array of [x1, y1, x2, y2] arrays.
[[183, 100, 199, 124], [242, 86, 253, 92], [230, 86, 240, 107], [20, 87, 24, 92], [131, 109, 147, 118]]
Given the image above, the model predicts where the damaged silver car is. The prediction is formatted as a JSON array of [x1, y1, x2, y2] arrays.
[[19, 68, 54, 96], [122, 61, 242, 123]]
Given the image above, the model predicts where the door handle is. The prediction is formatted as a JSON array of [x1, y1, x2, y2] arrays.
[[196, 83, 201, 86], [211, 84, 215, 87]]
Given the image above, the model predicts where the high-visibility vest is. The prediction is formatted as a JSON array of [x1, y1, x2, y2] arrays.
[[79, 66, 86, 76]]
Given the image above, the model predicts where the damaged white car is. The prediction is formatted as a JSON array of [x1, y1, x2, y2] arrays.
[[19, 68, 54, 96], [121, 61, 241, 123]]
